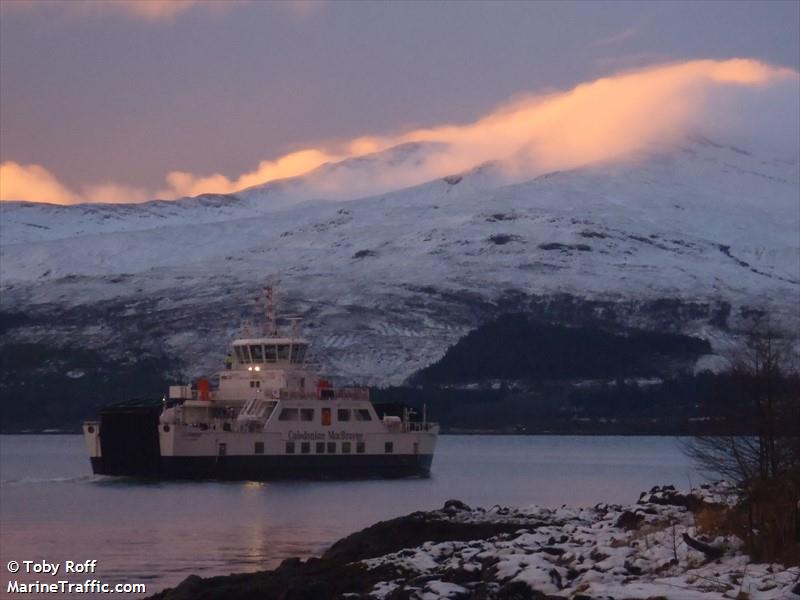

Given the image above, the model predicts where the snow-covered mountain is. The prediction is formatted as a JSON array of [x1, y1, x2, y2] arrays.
[[1, 137, 798, 385], [0, 142, 458, 246]]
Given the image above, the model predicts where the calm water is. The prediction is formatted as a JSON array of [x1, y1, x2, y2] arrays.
[[0, 435, 699, 597]]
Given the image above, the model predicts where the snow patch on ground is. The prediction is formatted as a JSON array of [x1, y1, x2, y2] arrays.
[[361, 483, 798, 599]]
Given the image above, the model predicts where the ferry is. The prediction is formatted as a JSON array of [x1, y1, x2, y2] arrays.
[[82, 287, 438, 480]]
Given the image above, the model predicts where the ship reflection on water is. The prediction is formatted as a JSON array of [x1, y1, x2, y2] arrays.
[[1, 434, 698, 597]]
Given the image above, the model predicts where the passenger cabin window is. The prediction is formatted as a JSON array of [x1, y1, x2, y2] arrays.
[[316, 441, 325, 454], [278, 408, 299, 421], [301, 442, 310, 454], [342, 442, 351, 454], [337, 409, 351, 422], [277, 344, 290, 361], [285, 441, 295, 454], [254, 442, 264, 454], [357, 442, 365, 453], [321, 408, 331, 426], [300, 408, 314, 422], [250, 345, 264, 362], [355, 409, 372, 421], [327, 442, 336, 454], [384, 442, 394, 454], [264, 345, 277, 363]]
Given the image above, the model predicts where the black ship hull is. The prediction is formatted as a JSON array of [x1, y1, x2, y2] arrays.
[[91, 453, 433, 480]]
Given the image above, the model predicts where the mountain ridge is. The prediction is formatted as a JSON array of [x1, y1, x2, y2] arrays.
[[1, 138, 798, 398]]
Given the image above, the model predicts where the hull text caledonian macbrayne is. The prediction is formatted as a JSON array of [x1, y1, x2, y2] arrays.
[[83, 287, 438, 480]]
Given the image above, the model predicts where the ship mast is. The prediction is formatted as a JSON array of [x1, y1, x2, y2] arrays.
[[265, 286, 278, 337]]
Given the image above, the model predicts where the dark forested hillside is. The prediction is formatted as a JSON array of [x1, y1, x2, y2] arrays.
[[0, 342, 174, 432], [410, 314, 711, 385]]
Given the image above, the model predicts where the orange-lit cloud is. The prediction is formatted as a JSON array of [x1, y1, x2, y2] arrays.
[[0, 162, 151, 205], [88, 1, 199, 21], [1, 59, 796, 205], [163, 149, 344, 198], [0, 162, 78, 205], [1, 0, 233, 22]]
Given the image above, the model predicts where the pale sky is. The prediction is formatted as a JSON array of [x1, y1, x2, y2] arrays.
[[1, 0, 798, 203]]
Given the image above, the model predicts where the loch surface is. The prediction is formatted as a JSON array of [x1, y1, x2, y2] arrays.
[[0, 434, 699, 597]]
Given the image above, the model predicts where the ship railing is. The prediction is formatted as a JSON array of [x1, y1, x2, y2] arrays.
[[278, 387, 370, 401], [183, 419, 263, 433], [404, 421, 438, 432], [189, 390, 220, 402], [185, 387, 371, 403]]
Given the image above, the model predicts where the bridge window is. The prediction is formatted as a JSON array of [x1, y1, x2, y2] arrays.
[[278, 408, 299, 421], [291, 344, 308, 364], [337, 409, 351, 422], [285, 441, 295, 454], [342, 442, 351, 454], [290, 345, 307, 364], [357, 442, 365, 453], [236, 346, 250, 363], [355, 409, 372, 421], [384, 442, 394, 454], [277, 344, 290, 361], [250, 345, 264, 361], [265, 345, 277, 363], [316, 441, 325, 454], [301, 442, 310, 454], [254, 442, 264, 454], [300, 408, 314, 421], [234, 346, 246, 363]]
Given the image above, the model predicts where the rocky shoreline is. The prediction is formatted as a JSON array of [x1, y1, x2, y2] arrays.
[[148, 484, 799, 600]]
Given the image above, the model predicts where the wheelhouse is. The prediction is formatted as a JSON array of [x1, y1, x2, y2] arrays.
[[232, 338, 309, 367]]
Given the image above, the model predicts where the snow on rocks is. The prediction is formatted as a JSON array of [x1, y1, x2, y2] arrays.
[[360, 483, 798, 599]]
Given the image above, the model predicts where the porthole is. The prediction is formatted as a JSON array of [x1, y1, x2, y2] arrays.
[[87, 425, 95, 434], [163, 425, 170, 433]]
